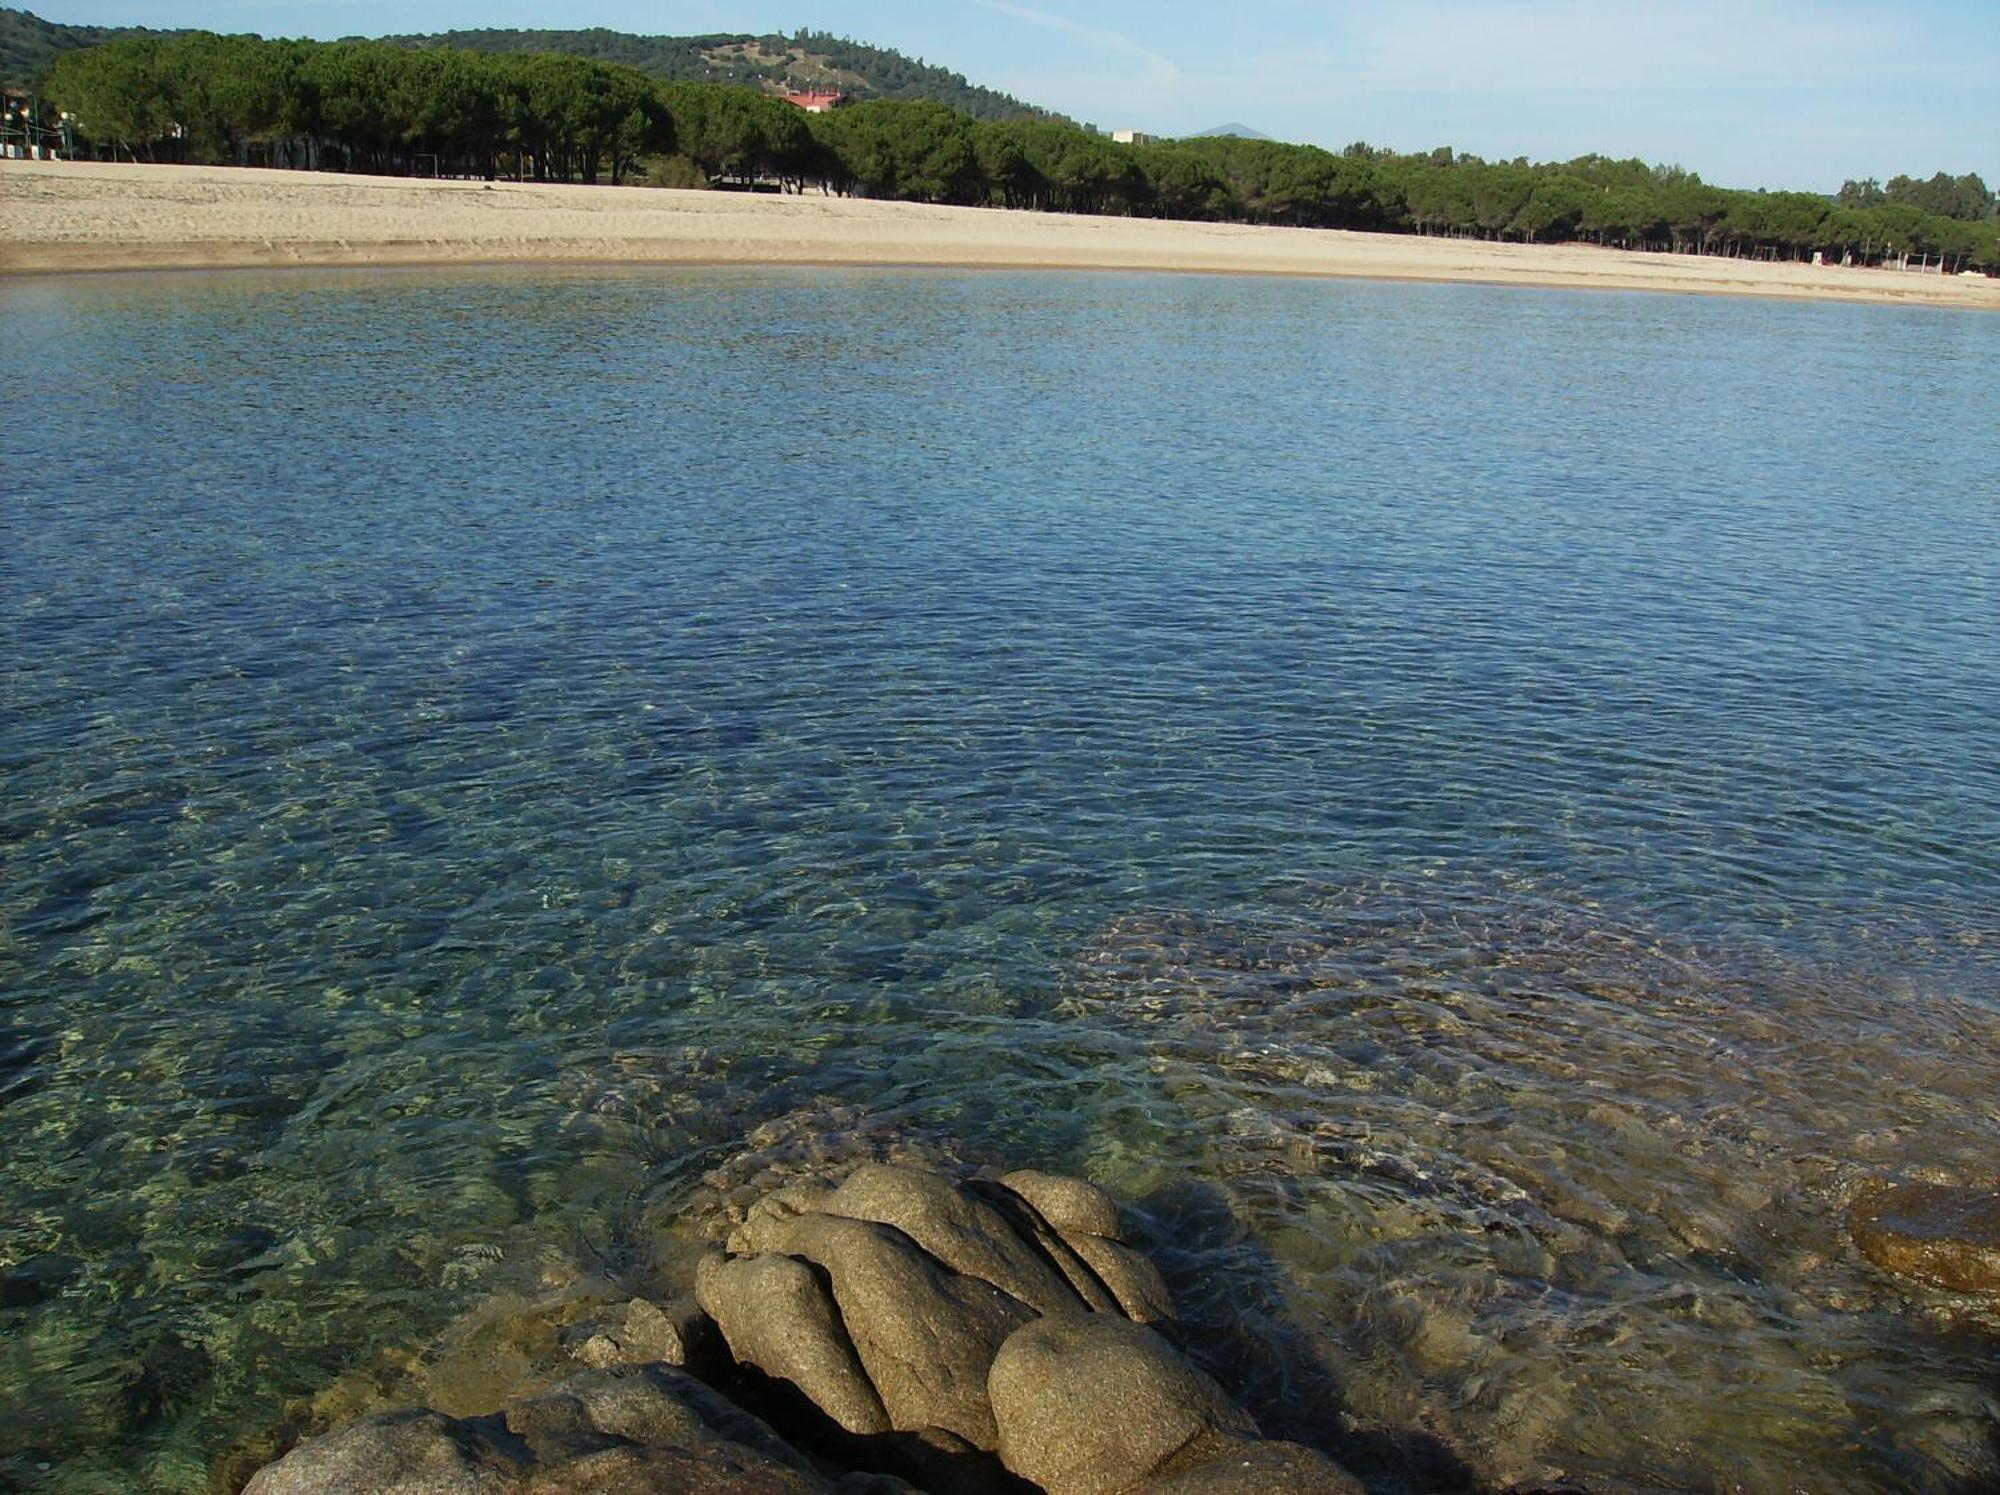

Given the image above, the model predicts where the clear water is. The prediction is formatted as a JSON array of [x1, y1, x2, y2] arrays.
[[2, 267, 1997, 1493]]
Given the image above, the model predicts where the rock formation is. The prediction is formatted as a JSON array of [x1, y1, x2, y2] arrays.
[[244, 1160, 1363, 1494], [243, 1363, 852, 1494]]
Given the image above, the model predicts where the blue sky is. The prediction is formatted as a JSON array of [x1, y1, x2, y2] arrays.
[[34, 0, 1999, 193]]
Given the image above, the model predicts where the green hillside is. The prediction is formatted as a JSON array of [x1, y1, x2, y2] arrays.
[[0, 8, 1052, 119], [375, 28, 1054, 121], [1, 6, 173, 86]]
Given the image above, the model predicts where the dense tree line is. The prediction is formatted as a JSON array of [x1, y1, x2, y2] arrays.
[[47, 33, 666, 181], [1837, 172, 1995, 223], [7, 7, 1056, 118], [43, 31, 1999, 273]]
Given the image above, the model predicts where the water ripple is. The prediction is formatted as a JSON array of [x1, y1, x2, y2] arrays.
[[0, 267, 1996, 1492]]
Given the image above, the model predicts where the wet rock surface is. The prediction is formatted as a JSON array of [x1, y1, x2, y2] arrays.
[[245, 1161, 1362, 1494], [1849, 1182, 2000, 1295], [561, 1296, 714, 1372], [242, 1364, 836, 1494]]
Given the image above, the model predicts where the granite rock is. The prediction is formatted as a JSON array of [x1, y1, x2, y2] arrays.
[[1135, 1436, 1367, 1494], [562, 1296, 712, 1372], [734, 1209, 1035, 1447], [245, 1365, 829, 1494], [987, 1316, 1256, 1495], [697, 1249, 893, 1435], [823, 1164, 1086, 1317], [254, 1157, 1368, 1495], [1064, 1234, 1175, 1326], [242, 1408, 499, 1495], [998, 1171, 1125, 1242]]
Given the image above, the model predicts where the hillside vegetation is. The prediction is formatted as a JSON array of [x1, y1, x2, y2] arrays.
[[1, 5, 168, 85], [30, 26, 2000, 275], [374, 27, 1055, 121], [1, 7, 1051, 119]]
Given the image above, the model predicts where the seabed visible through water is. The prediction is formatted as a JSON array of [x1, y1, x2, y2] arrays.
[[1, 265, 1997, 1491]]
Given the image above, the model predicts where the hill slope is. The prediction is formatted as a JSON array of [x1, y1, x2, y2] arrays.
[[1, 7, 174, 85], [374, 28, 1053, 120], [0, 8, 1052, 120]]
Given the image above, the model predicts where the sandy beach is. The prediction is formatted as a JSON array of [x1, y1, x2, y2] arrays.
[[4, 159, 1997, 310]]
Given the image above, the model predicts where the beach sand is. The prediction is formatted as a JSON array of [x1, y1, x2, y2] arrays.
[[5, 160, 1997, 311]]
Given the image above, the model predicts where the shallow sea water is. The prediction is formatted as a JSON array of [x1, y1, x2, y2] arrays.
[[1, 267, 1997, 1492]]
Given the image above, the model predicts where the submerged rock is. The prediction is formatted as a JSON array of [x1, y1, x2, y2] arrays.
[[243, 1364, 833, 1493], [562, 1296, 714, 1372], [1850, 1181, 2000, 1294]]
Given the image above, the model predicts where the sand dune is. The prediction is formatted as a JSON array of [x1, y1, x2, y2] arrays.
[[5, 160, 1996, 311]]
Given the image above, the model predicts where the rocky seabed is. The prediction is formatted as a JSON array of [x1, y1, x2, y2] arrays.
[[238, 1141, 2000, 1495], [242, 1161, 1366, 1494]]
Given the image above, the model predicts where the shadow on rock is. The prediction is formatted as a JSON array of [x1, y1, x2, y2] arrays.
[[238, 1154, 1451, 1494], [715, 1358, 1036, 1495]]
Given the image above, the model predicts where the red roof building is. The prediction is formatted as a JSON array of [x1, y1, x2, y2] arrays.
[[781, 89, 849, 113]]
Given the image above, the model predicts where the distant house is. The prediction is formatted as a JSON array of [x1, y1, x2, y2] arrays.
[[781, 89, 849, 113], [1110, 129, 1157, 146]]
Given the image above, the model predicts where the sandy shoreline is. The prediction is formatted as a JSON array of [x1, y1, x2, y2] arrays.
[[5, 160, 1998, 310]]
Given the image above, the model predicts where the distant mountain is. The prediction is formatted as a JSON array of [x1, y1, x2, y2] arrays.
[[0, 8, 1055, 121], [1, 6, 175, 86], [1190, 123, 1272, 141]]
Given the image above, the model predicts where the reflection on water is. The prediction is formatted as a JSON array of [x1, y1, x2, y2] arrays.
[[0, 267, 1996, 1492]]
